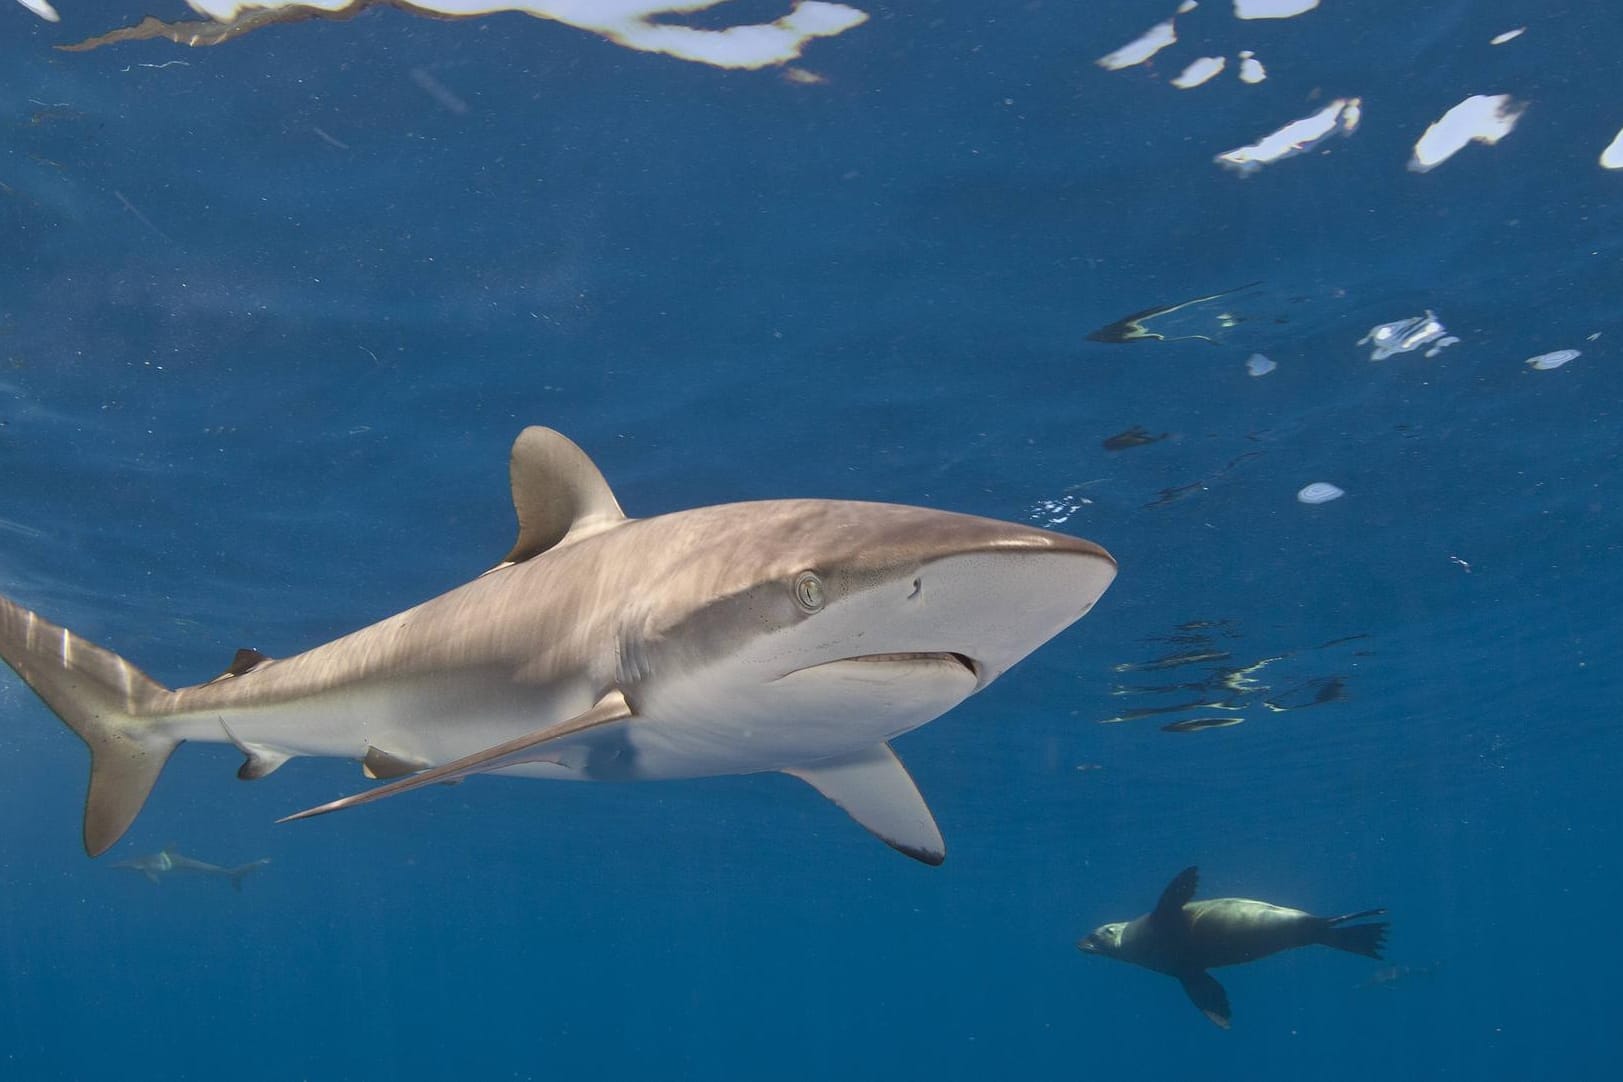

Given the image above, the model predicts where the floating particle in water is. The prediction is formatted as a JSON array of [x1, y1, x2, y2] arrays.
[[1359, 310, 1448, 361], [1490, 27, 1525, 45], [1237, 50, 1267, 84], [1409, 94, 1526, 173], [1526, 349, 1580, 371], [1297, 482, 1344, 504], [1172, 56, 1227, 89], [1245, 353, 1276, 376], [1215, 98, 1360, 175], [1102, 425, 1167, 451], [1234, 0, 1319, 18], [1161, 716, 1244, 733]]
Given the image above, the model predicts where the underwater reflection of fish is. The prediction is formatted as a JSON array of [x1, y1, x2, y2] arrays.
[[1077, 867, 1388, 1029], [114, 847, 270, 891]]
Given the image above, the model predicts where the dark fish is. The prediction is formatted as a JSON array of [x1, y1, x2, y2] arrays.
[[1161, 716, 1244, 733], [1102, 425, 1167, 451]]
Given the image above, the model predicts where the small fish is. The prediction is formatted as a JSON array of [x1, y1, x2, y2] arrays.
[[1102, 425, 1168, 451], [1161, 716, 1244, 733]]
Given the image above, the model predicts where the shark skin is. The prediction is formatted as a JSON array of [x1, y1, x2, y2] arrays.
[[0, 427, 1116, 863], [114, 847, 271, 891]]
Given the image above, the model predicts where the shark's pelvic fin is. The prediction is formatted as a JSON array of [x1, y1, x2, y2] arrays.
[[495, 427, 628, 570], [279, 689, 635, 823], [0, 594, 178, 856], [782, 743, 946, 866], [362, 745, 429, 780]]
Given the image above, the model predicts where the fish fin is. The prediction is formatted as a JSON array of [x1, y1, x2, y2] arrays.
[[782, 743, 945, 866], [362, 745, 429, 780], [227, 858, 270, 892], [220, 720, 293, 780], [142, 870, 159, 885], [1153, 866, 1199, 921], [0, 594, 178, 856], [278, 690, 634, 823], [1178, 970, 1231, 1029], [489, 427, 627, 572], [1320, 910, 1388, 959], [207, 647, 272, 684]]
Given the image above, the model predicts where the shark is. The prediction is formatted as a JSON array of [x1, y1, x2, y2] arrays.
[[114, 847, 271, 891], [0, 427, 1116, 864]]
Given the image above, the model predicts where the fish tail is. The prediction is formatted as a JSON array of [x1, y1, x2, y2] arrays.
[[1321, 908, 1389, 959], [227, 858, 271, 891], [0, 593, 177, 856]]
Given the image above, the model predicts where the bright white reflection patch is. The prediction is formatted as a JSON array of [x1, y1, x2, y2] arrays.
[[1602, 127, 1623, 169], [1234, 0, 1318, 18], [1172, 56, 1226, 89], [59, 0, 870, 68], [1490, 28, 1525, 45], [1245, 353, 1276, 376], [1097, 18, 1177, 70], [1297, 482, 1344, 505], [16, 0, 59, 19], [1526, 349, 1580, 371], [1358, 311, 1450, 361], [1215, 98, 1361, 175], [1237, 50, 1266, 83], [1409, 94, 1526, 172]]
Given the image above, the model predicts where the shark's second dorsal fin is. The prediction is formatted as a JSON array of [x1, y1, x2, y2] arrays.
[[495, 427, 627, 569]]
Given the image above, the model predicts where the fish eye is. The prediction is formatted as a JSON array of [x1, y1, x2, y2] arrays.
[[793, 571, 826, 614]]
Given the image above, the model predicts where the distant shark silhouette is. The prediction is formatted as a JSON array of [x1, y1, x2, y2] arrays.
[[0, 427, 1116, 864], [114, 847, 270, 891]]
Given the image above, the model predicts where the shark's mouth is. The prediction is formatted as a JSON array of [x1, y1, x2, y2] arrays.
[[838, 652, 980, 680]]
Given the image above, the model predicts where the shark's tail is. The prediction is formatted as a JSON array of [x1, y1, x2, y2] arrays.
[[0, 594, 178, 856], [227, 858, 271, 892], [1320, 908, 1389, 959]]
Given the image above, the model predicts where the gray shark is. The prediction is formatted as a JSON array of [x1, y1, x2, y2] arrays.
[[0, 427, 1116, 863], [114, 847, 271, 891]]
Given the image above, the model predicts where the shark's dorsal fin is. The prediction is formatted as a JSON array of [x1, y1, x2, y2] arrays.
[[494, 427, 627, 570], [207, 647, 272, 684], [782, 743, 946, 866]]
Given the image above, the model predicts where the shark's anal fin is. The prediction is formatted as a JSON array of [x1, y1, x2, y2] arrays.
[[782, 743, 946, 866], [220, 720, 293, 781], [278, 690, 634, 823], [363, 745, 430, 780], [1178, 969, 1232, 1029]]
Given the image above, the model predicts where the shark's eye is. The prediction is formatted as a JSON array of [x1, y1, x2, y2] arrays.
[[793, 571, 826, 614]]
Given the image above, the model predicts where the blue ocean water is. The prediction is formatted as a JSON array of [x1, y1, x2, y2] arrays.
[[2, 0, 1621, 1077]]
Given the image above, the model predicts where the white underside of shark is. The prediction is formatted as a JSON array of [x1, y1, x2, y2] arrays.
[[0, 427, 1115, 864]]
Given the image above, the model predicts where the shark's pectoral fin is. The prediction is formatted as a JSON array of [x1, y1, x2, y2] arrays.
[[1178, 970, 1232, 1029], [362, 745, 430, 780], [782, 743, 946, 866], [278, 690, 634, 824], [220, 720, 293, 781]]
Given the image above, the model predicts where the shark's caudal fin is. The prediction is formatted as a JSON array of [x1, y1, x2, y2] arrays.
[[1320, 909, 1389, 959], [0, 594, 177, 856], [228, 858, 272, 892]]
